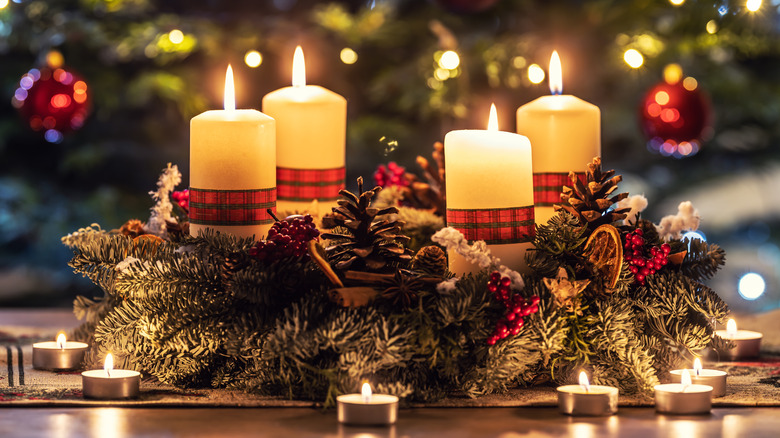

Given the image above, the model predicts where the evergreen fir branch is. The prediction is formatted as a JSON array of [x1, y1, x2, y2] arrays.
[[460, 330, 540, 397], [679, 238, 726, 281]]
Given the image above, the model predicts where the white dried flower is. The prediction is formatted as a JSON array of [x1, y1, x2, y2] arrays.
[[656, 201, 700, 241], [617, 194, 649, 226], [147, 163, 182, 237]]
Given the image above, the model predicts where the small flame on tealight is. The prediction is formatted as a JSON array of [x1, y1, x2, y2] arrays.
[[578, 371, 590, 393], [224, 65, 235, 111], [549, 51, 562, 95], [487, 103, 499, 131], [57, 333, 67, 349], [693, 358, 703, 376], [681, 369, 692, 391], [726, 318, 737, 339], [104, 353, 114, 378], [292, 46, 306, 88], [361, 382, 372, 403]]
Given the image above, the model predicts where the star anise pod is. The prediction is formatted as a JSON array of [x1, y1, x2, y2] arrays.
[[380, 270, 424, 309]]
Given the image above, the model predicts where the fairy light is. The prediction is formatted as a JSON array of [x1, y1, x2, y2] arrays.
[[438, 50, 460, 70], [527, 64, 545, 84], [623, 49, 644, 68], [244, 50, 263, 68], [746, 0, 762, 12], [168, 29, 184, 45], [340, 47, 358, 65]]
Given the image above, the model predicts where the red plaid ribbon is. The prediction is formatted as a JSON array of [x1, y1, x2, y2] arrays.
[[446, 205, 535, 244], [533, 172, 587, 207], [189, 187, 276, 226], [276, 167, 346, 202]]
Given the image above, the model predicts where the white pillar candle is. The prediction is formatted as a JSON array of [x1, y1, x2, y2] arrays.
[[190, 65, 276, 240], [445, 104, 535, 275], [670, 358, 727, 397], [81, 353, 141, 400], [714, 318, 763, 360], [337, 382, 398, 426], [556, 371, 619, 416], [263, 46, 347, 217], [516, 51, 600, 224], [32, 333, 88, 370], [654, 369, 712, 415]]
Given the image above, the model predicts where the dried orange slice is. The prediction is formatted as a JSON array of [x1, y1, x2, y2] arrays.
[[583, 224, 623, 290], [132, 234, 164, 257]]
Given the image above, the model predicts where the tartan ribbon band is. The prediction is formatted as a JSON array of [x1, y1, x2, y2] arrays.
[[446, 205, 535, 244], [276, 166, 346, 202], [533, 172, 587, 207], [189, 187, 276, 226]]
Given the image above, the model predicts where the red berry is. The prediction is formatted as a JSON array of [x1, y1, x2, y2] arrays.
[[636, 274, 645, 283]]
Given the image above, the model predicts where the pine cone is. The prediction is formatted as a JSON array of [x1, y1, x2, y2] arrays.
[[321, 177, 413, 272], [555, 157, 630, 231], [119, 219, 147, 238], [410, 245, 447, 277]]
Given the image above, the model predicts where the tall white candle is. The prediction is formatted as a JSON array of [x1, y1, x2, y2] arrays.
[[445, 104, 535, 275], [262, 46, 347, 217], [516, 51, 600, 224], [190, 65, 276, 240]]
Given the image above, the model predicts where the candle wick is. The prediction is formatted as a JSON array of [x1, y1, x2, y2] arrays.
[[106, 369, 111, 378], [267, 208, 279, 222]]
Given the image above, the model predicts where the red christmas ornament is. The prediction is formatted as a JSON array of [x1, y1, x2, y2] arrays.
[[639, 80, 711, 158], [13, 66, 91, 143], [435, 0, 500, 13]]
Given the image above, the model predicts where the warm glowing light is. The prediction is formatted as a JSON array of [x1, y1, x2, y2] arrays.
[[434, 68, 450, 81], [527, 64, 545, 84], [669, 0, 685, 5], [683, 77, 698, 91], [681, 369, 692, 389], [578, 371, 590, 392], [746, 0, 762, 12], [57, 333, 67, 349], [726, 319, 737, 338], [693, 358, 703, 376], [549, 51, 562, 95], [340, 47, 358, 65], [224, 65, 235, 111], [0, 0, 8, 9], [487, 103, 498, 131], [292, 46, 306, 87], [361, 382, 372, 403], [706, 20, 718, 34], [104, 353, 114, 377], [51, 94, 72, 108], [244, 50, 262, 68], [647, 103, 662, 117], [738, 272, 766, 300], [439, 50, 460, 70], [46, 50, 64, 69], [623, 49, 644, 69], [660, 108, 679, 123], [664, 64, 683, 84], [654, 91, 670, 105], [168, 29, 184, 45], [73, 80, 88, 104]]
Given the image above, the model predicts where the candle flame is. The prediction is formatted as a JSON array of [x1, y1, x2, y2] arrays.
[[361, 382, 372, 403], [224, 65, 235, 111], [57, 333, 66, 349], [104, 353, 114, 377], [693, 358, 703, 376], [578, 371, 590, 392], [292, 46, 306, 87], [487, 103, 499, 131], [549, 50, 562, 95], [726, 318, 737, 338], [681, 369, 692, 390]]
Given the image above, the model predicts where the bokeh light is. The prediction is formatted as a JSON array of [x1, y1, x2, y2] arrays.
[[244, 50, 262, 68], [663, 64, 683, 84], [0, 0, 8, 9], [623, 49, 644, 68], [683, 230, 706, 243], [46, 50, 64, 69], [738, 272, 765, 300], [438, 50, 460, 70], [706, 20, 718, 34], [168, 29, 184, 45], [527, 64, 545, 84], [340, 47, 358, 65], [746, 0, 762, 12], [682, 76, 698, 91], [669, 0, 685, 5]]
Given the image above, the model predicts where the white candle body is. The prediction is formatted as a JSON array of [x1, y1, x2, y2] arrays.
[[81, 369, 141, 399], [670, 369, 727, 397], [32, 341, 88, 370], [516, 95, 600, 224], [444, 129, 535, 275], [714, 330, 763, 360], [654, 383, 713, 415], [556, 385, 618, 416], [336, 393, 399, 425], [189, 109, 276, 240], [262, 85, 347, 216]]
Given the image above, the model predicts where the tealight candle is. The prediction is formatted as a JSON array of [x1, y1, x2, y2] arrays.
[[556, 371, 618, 416], [671, 358, 727, 397], [715, 318, 762, 360], [32, 333, 88, 370], [81, 353, 141, 400], [654, 369, 712, 415], [337, 382, 399, 426]]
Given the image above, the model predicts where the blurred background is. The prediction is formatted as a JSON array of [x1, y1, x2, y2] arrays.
[[0, 0, 777, 314]]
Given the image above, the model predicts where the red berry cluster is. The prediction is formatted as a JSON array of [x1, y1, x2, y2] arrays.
[[249, 215, 320, 262], [171, 189, 189, 212], [486, 271, 540, 346], [623, 228, 671, 285], [373, 162, 409, 188]]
